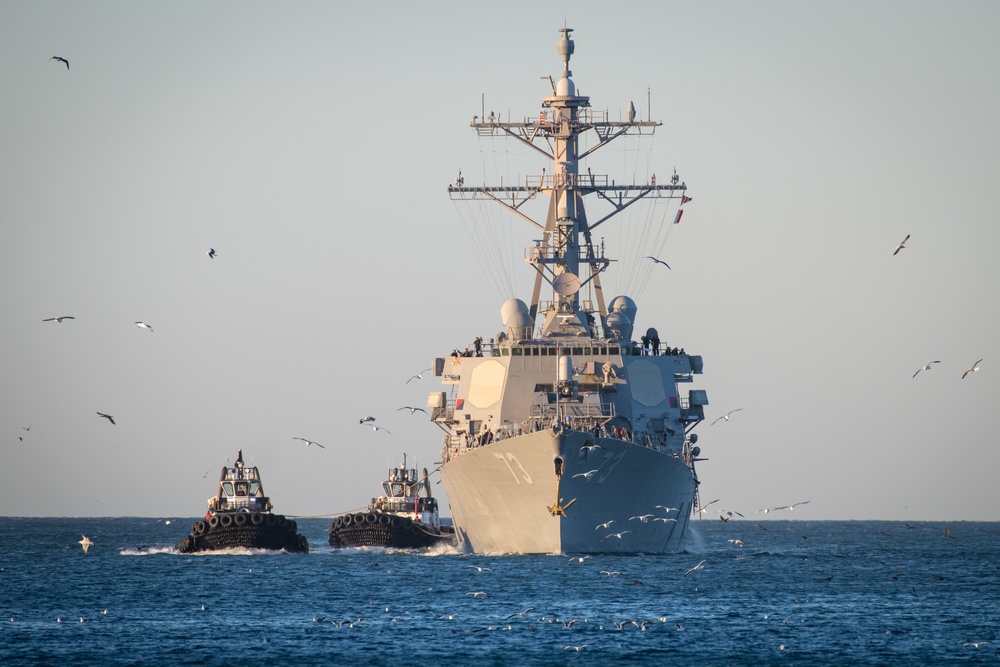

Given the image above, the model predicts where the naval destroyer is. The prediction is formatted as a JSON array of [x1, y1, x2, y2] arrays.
[[428, 28, 708, 554]]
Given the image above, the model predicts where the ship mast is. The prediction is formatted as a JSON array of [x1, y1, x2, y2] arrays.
[[448, 28, 687, 338]]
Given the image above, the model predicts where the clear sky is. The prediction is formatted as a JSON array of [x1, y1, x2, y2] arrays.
[[2, 1, 998, 521]]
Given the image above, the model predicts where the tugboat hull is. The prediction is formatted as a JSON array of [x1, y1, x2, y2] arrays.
[[328, 511, 453, 549], [177, 513, 308, 553]]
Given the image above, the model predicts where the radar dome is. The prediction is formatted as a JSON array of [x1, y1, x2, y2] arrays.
[[609, 295, 637, 328], [500, 298, 534, 341], [605, 310, 633, 342]]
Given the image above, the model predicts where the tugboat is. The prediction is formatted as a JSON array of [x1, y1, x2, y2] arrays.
[[177, 450, 308, 553], [328, 456, 455, 549]]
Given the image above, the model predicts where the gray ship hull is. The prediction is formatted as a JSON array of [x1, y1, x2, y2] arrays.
[[441, 427, 695, 554]]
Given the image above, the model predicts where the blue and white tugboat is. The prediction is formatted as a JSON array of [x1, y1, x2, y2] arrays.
[[328, 456, 455, 549], [177, 450, 308, 553]]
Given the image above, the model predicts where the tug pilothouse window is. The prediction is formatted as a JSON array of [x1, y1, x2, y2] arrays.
[[249, 482, 260, 496], [222, 482, 234, 497], [235, 482, 248, 496]]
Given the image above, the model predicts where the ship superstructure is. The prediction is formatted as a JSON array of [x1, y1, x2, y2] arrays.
[[430, 28, 708, 554]]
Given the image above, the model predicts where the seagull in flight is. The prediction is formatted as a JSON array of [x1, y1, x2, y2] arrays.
[[96, 412, 116, 425], [365, 424, 392, 434], [49, 56, 70, 69], [206, 248, 217, 259], [293, 437, 326, 449], [684, 559, 707, 576], [912, 361, 940, 378], [711, 408, 743, 425], [656, 505, 680, 513], [629, 514, 655, 523], [466, 565, 492, 572], [42, 316, 75, 323], [359, 416, 375, 424], [595, 520, 615, 530], [962, 359, 983, 379], [397, 406, 427, 415], [698, 498, 720, 514], [600, 530, 630, 541], [78, 535, 93, 554], [405, 369, 432, 384], [644, 256, 671, 269], [893, 234, 910, 256], [572, 469, 600, 481], [134, 321, 154, 332]]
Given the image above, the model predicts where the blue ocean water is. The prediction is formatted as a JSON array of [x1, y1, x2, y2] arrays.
[[1, 518, 997, 666]]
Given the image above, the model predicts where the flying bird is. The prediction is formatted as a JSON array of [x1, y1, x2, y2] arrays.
[[572, 469, 600, 481], [49, 56, 69, 69], [405, 369, 432, 384], [466, 565, 491, 572], [893, 234, 910, 255], [78, 535, 93, 554], [293, 437, 326, 449], [629, 514, 655, 523], [397, 406, 427, 415], [595, 520, 615, 530], [711, 408, 743, 425], [644, 256, 671, 269], [912, 361, 940, 378], [698, 498, 720, 514], [366, 425, 392, 434], [42, 316, 75, 323], [684, 559, 708, 576], [206, 248, 217, 259], [600, 530, 630, 541], [962, 359, 983, 379], [359, 416, 375, 424], [96, 412, 115, 425], [134, 321, 153, 332]]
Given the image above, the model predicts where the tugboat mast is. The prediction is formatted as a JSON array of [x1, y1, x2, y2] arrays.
[[448, 27, 687, 339]]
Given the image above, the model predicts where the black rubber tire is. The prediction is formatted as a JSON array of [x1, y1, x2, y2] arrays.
[[341, 514, 353, 527], [365, 513, 377, 525], [219, 514, 233, 527], [251, 512, 263, 526], [234, 513, 247, 526], [209, 516, 220, 529], [265, 513, 277, 526], [378, 514, 391, 527]]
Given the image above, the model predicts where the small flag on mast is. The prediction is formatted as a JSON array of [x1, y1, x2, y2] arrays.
[[673, 209, 684, 225]]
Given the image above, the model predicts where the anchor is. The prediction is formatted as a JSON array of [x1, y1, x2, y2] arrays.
[[547, 496, 577, 517]]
